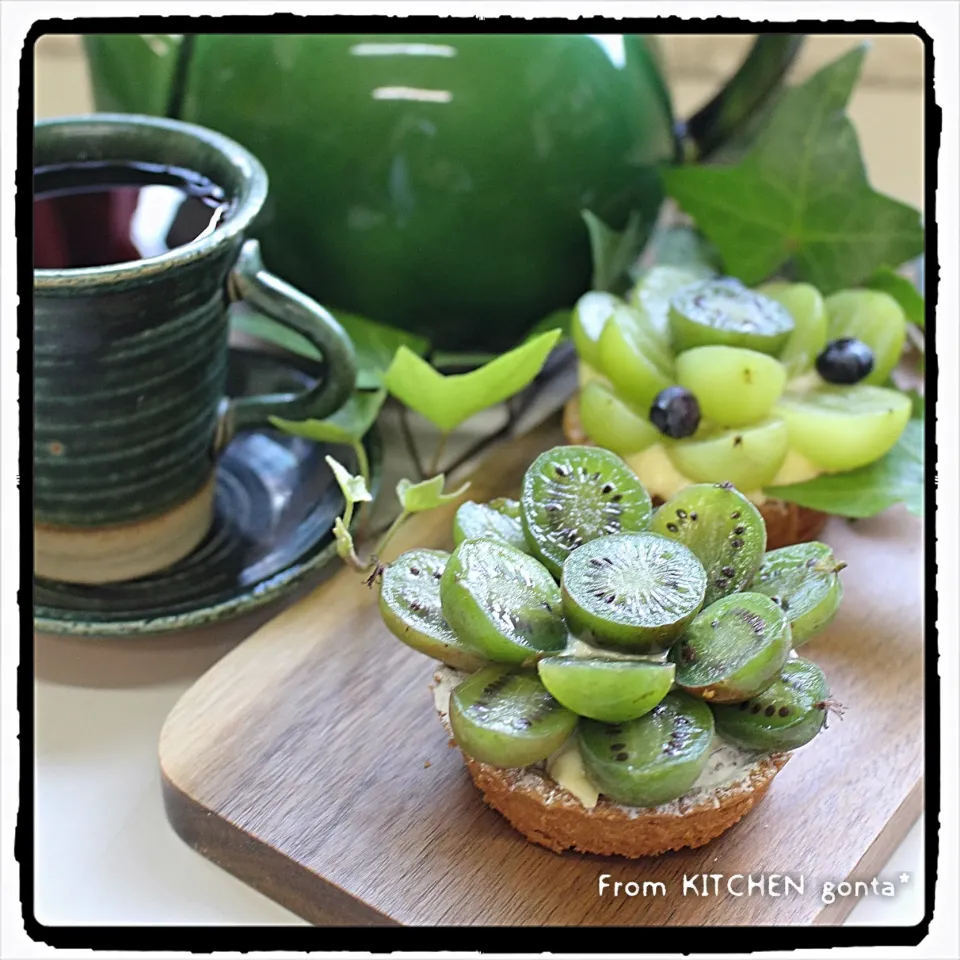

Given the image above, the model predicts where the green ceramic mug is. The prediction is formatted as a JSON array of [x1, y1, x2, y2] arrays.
[[33, 114, 358, 586]]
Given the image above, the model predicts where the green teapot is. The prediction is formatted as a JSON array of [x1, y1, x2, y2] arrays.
[[84, 34, 800, 353]]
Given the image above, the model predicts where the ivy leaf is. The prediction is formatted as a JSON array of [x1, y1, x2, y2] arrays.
[[270, 390, 386, 445], [582, 210, 646, 294], [231, 308, 429, 390], [396, 475, 470, 514], [325, 455, 372, 504], [635, 223, 721, 280], [864, 264, 926, 330], [662, 46, 924, 293], [383, 329, 561, 433], [765, 418, 924, 519]]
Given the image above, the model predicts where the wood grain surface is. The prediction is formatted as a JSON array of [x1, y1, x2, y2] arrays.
[[159, 416, 925, 926]]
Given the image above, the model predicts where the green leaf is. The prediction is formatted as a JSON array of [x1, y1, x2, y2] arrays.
[[525, 308, 572, 342], [766, 418, 924, 518], [325, 455, 372, 504], [231, 308, 429, 390], [383, 329, 561, 433], [396, 475, 471, 513], [662, 46, 924, 293], [864, 265, 926, 330], [582, 210, 646, 294], [270, 390, 386, 445]]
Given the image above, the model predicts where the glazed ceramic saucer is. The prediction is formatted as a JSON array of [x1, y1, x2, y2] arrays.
[[34, 348, 380, 638]]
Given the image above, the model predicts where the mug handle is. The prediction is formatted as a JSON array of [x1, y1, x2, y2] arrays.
[[217, 239, 358, 449], [678, 35, 804, 162]]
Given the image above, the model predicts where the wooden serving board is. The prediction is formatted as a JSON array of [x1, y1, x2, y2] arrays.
[[159, 417, 925, 926]]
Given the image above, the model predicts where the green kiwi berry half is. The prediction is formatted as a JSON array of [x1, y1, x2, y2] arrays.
[[380, 549, 488, 672], [750, 542, 845, 646], [670, 592, 792, 703], [453, 498, 529, 554], [440, 538, 566, 665], [578, 691, 715, 807], [537, 656, 675, 723], [650, 483, 766, 607], [711, 658, 837, 751], [561, 532, 707, 654], [450, 665, 579, 767], [520, 445, 653, 577], [669, 277, 795, 356]]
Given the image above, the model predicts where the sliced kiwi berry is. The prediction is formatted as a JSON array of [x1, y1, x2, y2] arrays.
[[561, 532, 707, 654], [750, 542, 845, 645], [774, 385, 911, 473], [450, 665, 579, 767], [669, 278, 794, 356], [578, 691, 715, 807], [453, 498, 529, 554], [537, 657, 676, 723], [651, 483, 766, 606], [380, 549, 487, 672], [711, 658, 837, 751], [520, 445, 653, 577], [440, 538, 566, 665], [578, 380, 660, 456], [675, 345, 786, 428], [670, 593, 791, 703], [666, 418, 789, 491]]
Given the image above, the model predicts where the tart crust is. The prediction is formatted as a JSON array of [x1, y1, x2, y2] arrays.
[[433, 668, 790, 858]]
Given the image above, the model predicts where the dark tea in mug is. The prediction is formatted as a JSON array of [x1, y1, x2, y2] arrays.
[[33, 160, 231, 269]]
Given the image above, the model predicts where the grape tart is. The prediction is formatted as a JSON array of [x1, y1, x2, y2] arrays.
[[378, 446, 844, 858], [566, 268, 916, 548]]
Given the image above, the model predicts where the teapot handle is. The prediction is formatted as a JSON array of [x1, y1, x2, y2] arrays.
[[678, 35, 804, 162]]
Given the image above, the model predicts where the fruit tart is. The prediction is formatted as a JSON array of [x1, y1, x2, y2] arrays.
[[378, 445, 843, 857], [565, 266, 916, 548]]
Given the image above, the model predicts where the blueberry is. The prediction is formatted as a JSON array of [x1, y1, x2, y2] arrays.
[[815, 338, 874, 385], [650, 386, 701, 439]]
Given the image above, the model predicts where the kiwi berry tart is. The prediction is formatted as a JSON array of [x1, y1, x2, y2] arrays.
[[378, 445, 844, 857], [566, 266, 915, 549]]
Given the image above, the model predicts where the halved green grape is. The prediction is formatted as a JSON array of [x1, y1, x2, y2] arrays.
[[450, 666, 579, 768], [572, 291, 621, 368], [758, 282, 828, 378], [824, 289, 907, 386], [669, 278, 794, 356], [675, 345, 787, 427], [712, 658, 835, 752], [578, 380, 660, 456], [577, 691, 715, 807], [628, 264, 710, 348], [440, 539, 567, 664], [597, 305, 675, 410], [453, 499, 529, 554], [774, 385, 911, 472], [537, 656, 676, 723], [750, 542, 845, 646], [666, 419, 789, 490]]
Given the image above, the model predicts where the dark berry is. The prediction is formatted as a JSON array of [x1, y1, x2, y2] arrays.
[[649, 386, 701, 439], [815, 337, 874, 385]]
